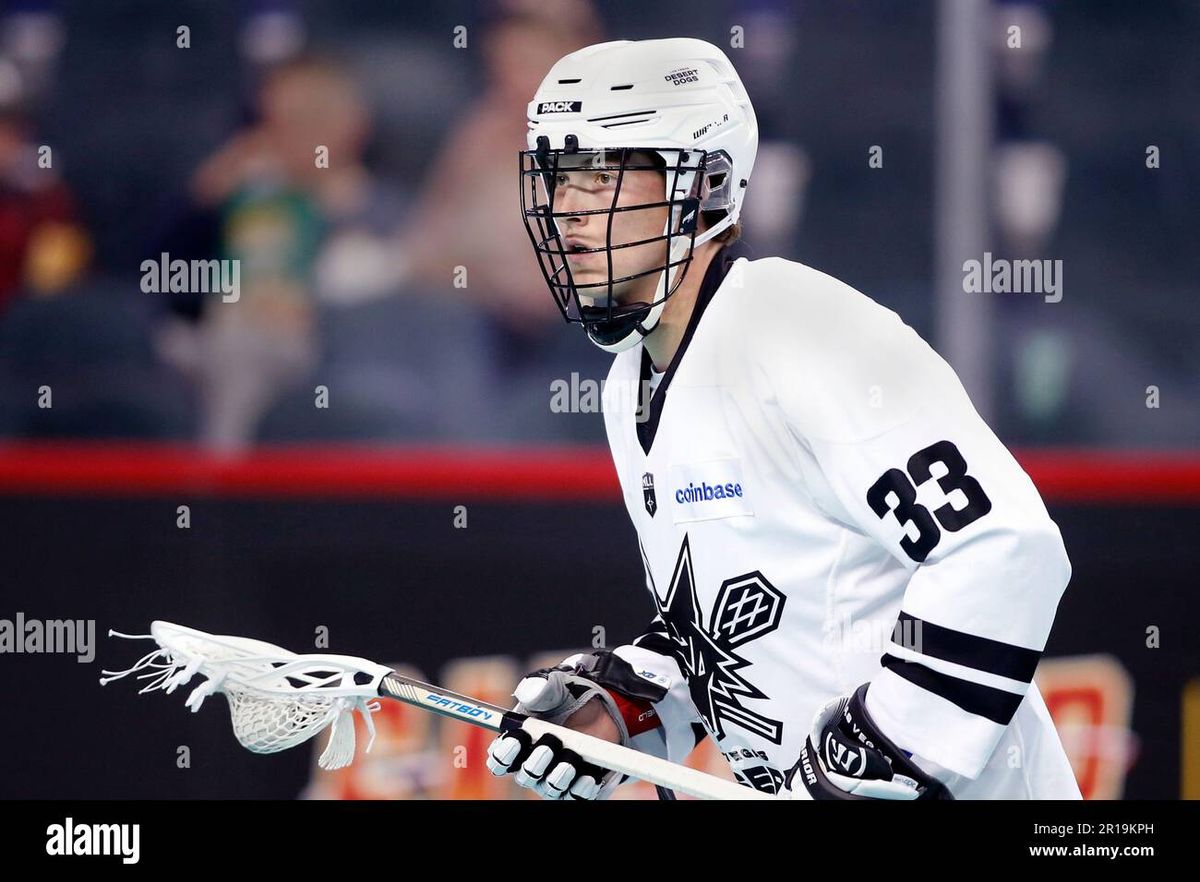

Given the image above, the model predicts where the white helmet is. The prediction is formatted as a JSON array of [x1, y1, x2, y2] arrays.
[[520, 38, 758, 352]]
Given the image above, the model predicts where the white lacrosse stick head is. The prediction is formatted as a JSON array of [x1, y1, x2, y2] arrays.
[[101, 621, 395, 770]]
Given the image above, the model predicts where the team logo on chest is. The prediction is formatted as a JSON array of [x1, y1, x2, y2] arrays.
[[642, 472, 657, 517], [651, 535, 785, 745]]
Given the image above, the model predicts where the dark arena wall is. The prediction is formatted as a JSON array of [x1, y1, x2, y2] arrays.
[[0, 444, 1195, 799]]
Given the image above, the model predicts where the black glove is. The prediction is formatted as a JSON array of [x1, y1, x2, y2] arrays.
[[784, 684, 954, 800]]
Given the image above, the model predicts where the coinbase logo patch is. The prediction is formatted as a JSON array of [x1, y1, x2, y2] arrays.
[[676, 481, 743, 503], [668, 459, 753, 524]]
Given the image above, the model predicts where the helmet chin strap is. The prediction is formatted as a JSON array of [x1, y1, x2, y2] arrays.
[[586, 293, 667, 354], [585, 212, 732, 354]]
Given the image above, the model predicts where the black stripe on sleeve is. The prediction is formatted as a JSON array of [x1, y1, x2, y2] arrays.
[[880, 653, 1025, 725], [892, 611, 1042, 683]]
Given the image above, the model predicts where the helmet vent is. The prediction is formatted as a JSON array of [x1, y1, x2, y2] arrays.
[[587, 108, 655, 128], [557, 78, 581, 84], [587, 109, 656, 123], [610, 84, 634, 91]]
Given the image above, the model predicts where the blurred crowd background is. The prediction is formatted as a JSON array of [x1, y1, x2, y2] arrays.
[[0, 0, 1196, 452]]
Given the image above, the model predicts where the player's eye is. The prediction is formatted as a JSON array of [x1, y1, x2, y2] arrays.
[[595, 171, 614, 186], [553, 173, 569, 187]]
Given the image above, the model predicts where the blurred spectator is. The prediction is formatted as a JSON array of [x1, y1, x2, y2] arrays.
[[398, 0, 601, 336], [160, 55, 406, 452], [0, 54, 192, 441], [0, 104, 89, 314], [991, 0, 1066, 257], [390, 1, 612, 441]]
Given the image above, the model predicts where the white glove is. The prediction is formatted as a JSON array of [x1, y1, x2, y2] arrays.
[[486, 650, 667, 801]]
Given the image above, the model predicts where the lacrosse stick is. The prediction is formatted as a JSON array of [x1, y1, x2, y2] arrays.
[[100, 621, 770, 801]]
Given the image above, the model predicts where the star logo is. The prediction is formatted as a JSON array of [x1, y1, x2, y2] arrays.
[[651, 535, 785, 744]]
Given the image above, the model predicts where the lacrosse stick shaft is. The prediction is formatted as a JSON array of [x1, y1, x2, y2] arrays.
[[378, 672, 770, 801]]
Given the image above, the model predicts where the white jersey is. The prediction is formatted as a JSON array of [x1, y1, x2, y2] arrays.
[[603, 250, 1080, 798]]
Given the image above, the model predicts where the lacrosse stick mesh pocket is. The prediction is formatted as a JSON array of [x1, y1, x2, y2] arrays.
[[224, 684, 345, 755]]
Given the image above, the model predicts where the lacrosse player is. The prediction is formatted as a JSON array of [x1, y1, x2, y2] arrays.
[[487, 38, 1080, 800]]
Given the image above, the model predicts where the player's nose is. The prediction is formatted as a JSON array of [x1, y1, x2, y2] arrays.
[[554, 185, 583, 220]]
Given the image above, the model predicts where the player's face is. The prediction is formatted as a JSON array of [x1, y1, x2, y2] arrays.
[[549, 152, 668, 305]]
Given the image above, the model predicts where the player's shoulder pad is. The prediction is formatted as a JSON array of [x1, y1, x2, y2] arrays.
[[724, 256, 968, 444]]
